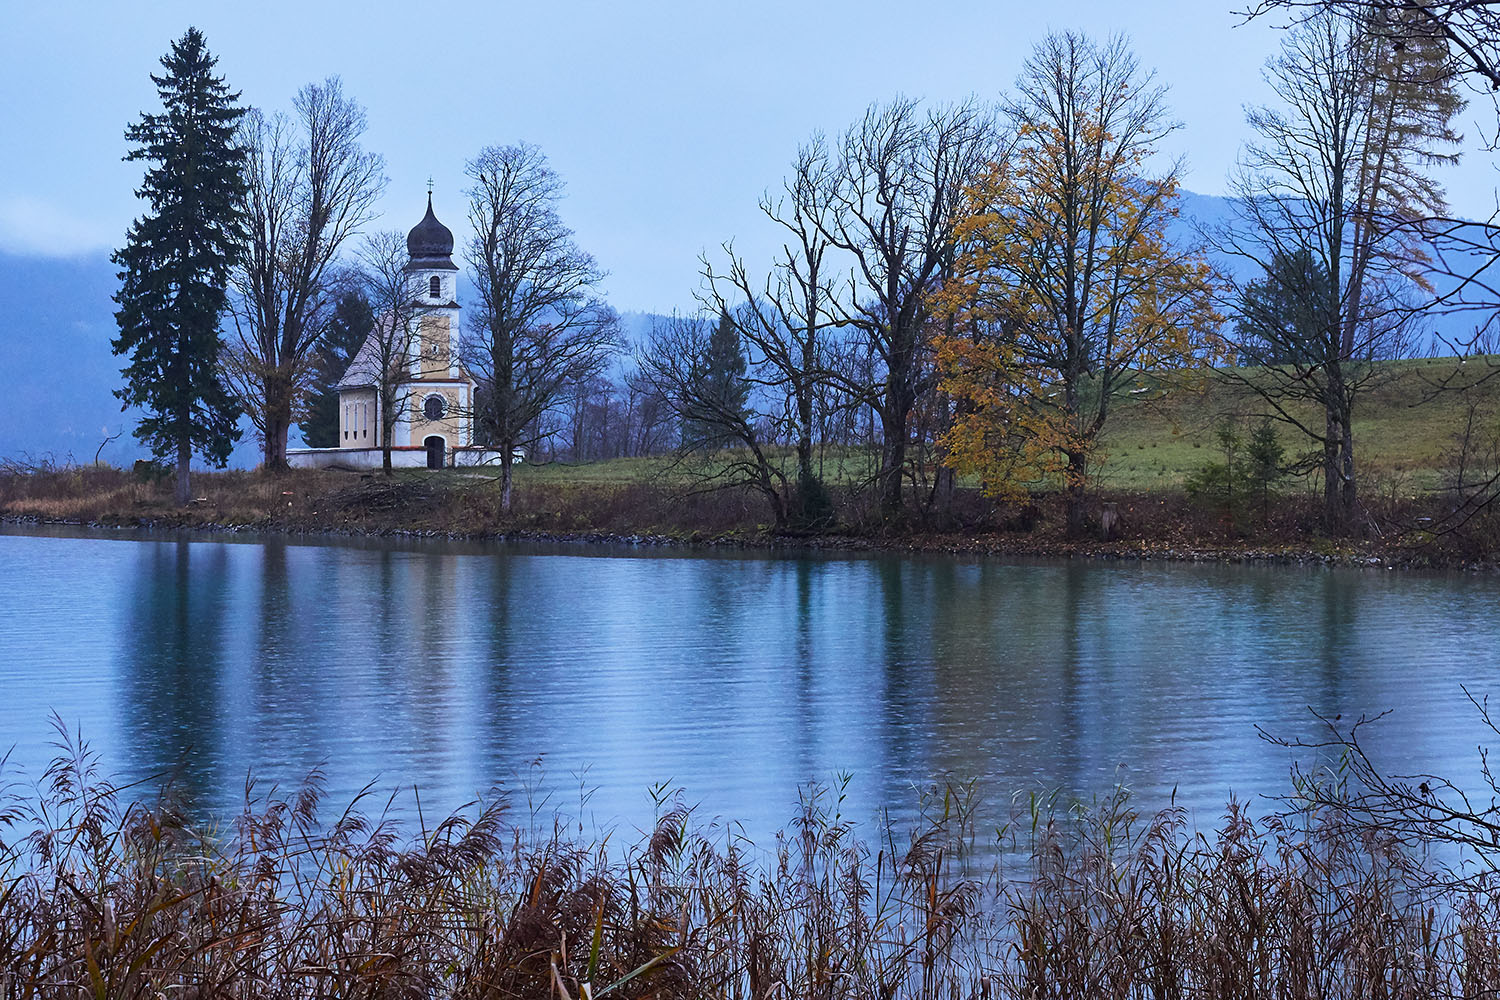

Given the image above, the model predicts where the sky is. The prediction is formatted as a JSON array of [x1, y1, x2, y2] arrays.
[[2, 0, 1497, 314]]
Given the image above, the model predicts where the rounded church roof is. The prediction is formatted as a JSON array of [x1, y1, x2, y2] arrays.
[[406, 194, 456, 267]]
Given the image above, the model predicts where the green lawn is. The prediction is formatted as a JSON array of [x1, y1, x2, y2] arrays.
[[1096, 356, 1500, 492], [432, 356, 1500, 495]]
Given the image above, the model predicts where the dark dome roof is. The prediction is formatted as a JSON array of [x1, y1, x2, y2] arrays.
[[406, 194, 454, 262]]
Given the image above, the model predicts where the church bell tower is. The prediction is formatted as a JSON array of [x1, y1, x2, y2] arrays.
[[403, 192, 461, 379]]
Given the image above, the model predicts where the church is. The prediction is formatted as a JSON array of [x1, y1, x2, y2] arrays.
[[289, 196, 500, 470]]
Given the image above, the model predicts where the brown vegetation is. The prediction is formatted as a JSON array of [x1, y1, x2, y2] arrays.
[[1, 458, 1498, 567], [5, 727, 1500, 998]]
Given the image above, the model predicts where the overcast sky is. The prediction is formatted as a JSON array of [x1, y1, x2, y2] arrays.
[[3, 0, 1497, 313]]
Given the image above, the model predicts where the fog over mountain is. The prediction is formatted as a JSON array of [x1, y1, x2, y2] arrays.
[[0, 192, 1480, 466]]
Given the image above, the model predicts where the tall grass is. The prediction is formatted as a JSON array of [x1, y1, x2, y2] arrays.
[[4, 732, 1500, 998]]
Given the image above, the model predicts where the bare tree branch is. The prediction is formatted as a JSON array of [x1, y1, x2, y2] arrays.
[[225, 78, 386, 469], [461, 143, 619, 510]]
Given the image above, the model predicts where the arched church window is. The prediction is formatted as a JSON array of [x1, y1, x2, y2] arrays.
[[429, 276, 441, 298], [423, 395, 447, 421]]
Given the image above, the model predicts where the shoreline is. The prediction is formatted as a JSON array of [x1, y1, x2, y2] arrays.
[[3, 510, 1484, 572], [3, 465, 1491, 571]]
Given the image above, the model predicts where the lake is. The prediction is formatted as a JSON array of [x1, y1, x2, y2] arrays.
[[2, 523, 1497, 848]]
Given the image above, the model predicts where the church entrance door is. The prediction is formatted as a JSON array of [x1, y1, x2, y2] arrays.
[[425, 436, 446, 469]]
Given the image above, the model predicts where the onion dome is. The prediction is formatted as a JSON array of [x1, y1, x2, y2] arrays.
[[405, 193, 457, 270]]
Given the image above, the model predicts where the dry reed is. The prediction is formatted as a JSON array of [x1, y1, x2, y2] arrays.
[[3, 729, 1500, 999]]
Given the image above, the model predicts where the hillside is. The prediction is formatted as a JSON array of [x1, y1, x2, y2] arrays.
[[494, 355, 1500, 496], [0, 252, 674, 468], [1096, 356, 1500, 492], [0, 251, 135, 465]]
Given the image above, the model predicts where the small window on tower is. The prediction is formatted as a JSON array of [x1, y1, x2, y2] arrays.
[[429, 276, 441, 298]]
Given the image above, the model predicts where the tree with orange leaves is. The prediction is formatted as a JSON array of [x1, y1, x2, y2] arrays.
[[935, 32, 1223, 539]]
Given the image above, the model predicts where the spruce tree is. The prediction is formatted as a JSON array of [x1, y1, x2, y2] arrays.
[[112, 27, 247, 504], [298, 289, 374, 448], [1233, 248, 1331, 368], [687, 309, 749, 450], [1245, 416, 1286, 522]]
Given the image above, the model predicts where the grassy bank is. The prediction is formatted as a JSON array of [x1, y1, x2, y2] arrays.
[[0, 463, 1492, 567], [4, 460, 1496, 567], [3, 730, 1498, 998], [3, 359, 1499, 566]]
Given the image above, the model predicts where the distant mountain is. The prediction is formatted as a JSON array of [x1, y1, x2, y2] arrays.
[[0, 193, 1484, 466], [0, 253, 668, 468], [0, 250, 263, 468], [0, 250, 145, 467], [1172, 191, 1487, 351]]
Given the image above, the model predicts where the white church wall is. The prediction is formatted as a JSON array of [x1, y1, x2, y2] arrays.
[[287, 446, 510, 470], [338, 389, 378, 447]]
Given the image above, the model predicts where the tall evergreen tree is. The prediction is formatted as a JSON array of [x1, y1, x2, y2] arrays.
[[112, 27, 247, 504], [686, 309, 749, 450], [298, 288, 374, 448]]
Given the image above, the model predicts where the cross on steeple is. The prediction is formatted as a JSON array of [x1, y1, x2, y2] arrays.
[[426, 176, 434, 196]]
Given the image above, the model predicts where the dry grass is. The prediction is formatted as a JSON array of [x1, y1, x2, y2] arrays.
[[5, 727, 1500, 998], [4, 445, 1500, 564]]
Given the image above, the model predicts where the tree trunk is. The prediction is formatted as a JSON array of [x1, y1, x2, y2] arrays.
[[263, 398, 292, 470], [1340, 416, 1358, 534], [1323, 410, 1344, 533], [381, 394, 394, 475], [795, 378, 815, 489], [933, 466, 955, 518], [931, 394, 955, 520], [879, 418, 906, 519], [759, 471, 788, 532], [878, 373, 912, 520], [175, 435, 192, 507], [1065, 448, 1088, 540], [501, 448, 514, 511]]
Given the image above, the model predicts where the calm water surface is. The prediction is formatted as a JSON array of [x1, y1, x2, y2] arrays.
[[2, 524, 1498, 844]]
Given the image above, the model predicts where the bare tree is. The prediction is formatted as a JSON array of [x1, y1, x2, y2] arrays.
[[1262, 691, 1500, 887], [701, 142, 843, 523], [812, 99, 996, 521], [1216, 10, 1461, 532], [225, 78, 385, 469], [624, 372, 676, 457], [635, 314, 795, 528], [1242, 0, 1500, 92], [462, 143, 619, 509]]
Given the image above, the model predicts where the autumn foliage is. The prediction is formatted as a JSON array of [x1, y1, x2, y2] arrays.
[[934, 33, 1223, 534]]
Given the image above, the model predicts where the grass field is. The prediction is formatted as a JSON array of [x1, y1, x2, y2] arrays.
[[489, 355, 1500, 497], [1095, 356, 1500, 493]]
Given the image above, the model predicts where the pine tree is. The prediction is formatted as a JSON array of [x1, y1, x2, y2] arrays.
[[1245, 416, 1286, 522], [686, 309, 749, 450], [298, 289, 374, 448], [1234, 249, 1332, 368], [112, 27, 247, 504]]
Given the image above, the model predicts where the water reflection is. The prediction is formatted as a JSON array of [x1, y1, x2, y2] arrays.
[[2, 525, 1498, 847], [117, 540, 232, 805]]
